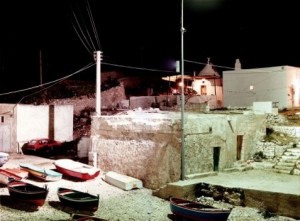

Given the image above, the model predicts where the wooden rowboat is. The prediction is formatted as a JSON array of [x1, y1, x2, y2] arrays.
[[58, 187, 99, 212], [71, 213, 107, 221], [8, 180, 49, 207], [3, 168, 29, 179], [169, 197, 232, 221], [19, 163, 62, 182], [0, 152, 9, 167], [54, 159, 100, 180], [0, 168, 22, 185]]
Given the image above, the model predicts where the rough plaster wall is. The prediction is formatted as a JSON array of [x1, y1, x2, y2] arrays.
[[184, 134, 225, 175], [234, 114, 267, 160], [183, 114, 227, 175], [91, 112, 266, 189], [101, 84, 126, 109], [91, 114, 182, 189]]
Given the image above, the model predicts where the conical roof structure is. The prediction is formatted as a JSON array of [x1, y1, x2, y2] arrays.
[[196, 58, 220, 79]]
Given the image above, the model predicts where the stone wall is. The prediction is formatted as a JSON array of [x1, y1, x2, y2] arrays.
[[91, 111, 182, 189], [271, 125, 300, 138], [256, 141, 288, 159], [45, 84, 126, 115], [91, 111, 266, 189]]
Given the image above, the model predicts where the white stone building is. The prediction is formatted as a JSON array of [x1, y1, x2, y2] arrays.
[[223, 65, 300, 109], [162, 60, 223, 109]]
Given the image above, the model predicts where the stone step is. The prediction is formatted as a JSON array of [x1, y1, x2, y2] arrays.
[[281, 155, 299, 160], [185, 171, 218, 179], [285, 148, 300, 156], [279, 158, 298, 164], [287, 148, 300, 153], [273, 169, 292, 174], [276, 162, 295, 167], [273, 165, 294, 171]]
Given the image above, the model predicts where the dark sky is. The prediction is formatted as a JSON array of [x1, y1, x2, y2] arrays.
[[1, 0, 300, 92]]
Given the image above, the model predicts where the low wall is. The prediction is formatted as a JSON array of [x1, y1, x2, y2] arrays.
[[245, 189, 300, 219]]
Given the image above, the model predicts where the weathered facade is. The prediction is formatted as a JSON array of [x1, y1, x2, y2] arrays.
[[0, 104, 73, 153], [223, 66, 300, 109], [91, 110, 266, 189]]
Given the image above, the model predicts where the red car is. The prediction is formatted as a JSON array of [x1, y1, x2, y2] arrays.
[[22, 138, 63, 156]]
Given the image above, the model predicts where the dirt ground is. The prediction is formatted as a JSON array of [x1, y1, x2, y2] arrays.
[[1, 154, 300, 221]]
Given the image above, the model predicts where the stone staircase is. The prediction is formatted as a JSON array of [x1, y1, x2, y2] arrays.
[[273, 148, 300, 174]]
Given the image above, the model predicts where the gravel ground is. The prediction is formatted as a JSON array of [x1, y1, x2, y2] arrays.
[[0, 154, 299, 221]]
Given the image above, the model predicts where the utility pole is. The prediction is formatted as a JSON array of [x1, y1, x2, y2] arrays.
[[94, 51, 102, 116]]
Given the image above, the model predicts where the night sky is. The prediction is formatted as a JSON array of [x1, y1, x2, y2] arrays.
[[1, 0, 300, 93]]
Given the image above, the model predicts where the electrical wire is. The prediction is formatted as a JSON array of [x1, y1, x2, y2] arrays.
[[102, 61, 177, 74], [86, 0, 101, 50], [71, 22, 93, 55], [0, 55, 283, 101], [71, 9, 95, 53], [0, 62, 94, 97]]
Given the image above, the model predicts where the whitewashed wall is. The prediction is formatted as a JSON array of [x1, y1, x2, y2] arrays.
[[16, 104, 73, 145], [223, 66, 298, 109]]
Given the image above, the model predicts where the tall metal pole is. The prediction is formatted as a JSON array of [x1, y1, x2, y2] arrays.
[[39, 50, 43, 87], [95, 51, 102, 116], [180, 0, 186, 180]]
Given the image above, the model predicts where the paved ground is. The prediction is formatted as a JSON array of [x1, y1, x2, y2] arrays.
[[181, 168, 300, 195]]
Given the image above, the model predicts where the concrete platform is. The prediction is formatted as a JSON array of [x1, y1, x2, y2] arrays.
[[153, 169, 300, 219]]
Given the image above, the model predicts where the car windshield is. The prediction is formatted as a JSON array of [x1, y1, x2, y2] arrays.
[[29, 140, 38, 145]]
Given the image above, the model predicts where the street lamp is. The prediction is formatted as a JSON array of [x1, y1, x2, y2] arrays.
[[180, 0, 186, 180]]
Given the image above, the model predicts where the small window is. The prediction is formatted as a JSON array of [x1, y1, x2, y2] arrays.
[[1, 116, 4, 123]]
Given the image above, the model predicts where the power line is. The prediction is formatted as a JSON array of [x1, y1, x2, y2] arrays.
[[0, 62, 94, 97], [86, 0, 101, 50]]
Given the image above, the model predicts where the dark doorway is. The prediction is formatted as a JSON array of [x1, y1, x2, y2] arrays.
[[200, 85, 207, 95], [237, 135, 243, 160], [213, 147, 220, 171]]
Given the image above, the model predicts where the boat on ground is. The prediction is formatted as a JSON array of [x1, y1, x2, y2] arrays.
[[57, 187, 99, 211], [71, 213, 107, 221], [169, 197, 232, 221], [3, 168, 29, 179], [19, 163, 62, 181], [103, 171, 143, 191], [8, 180, 49, 206], [54, 159, 100, 180], [0, 152, 9, 167], [0, 168, 22, 185]]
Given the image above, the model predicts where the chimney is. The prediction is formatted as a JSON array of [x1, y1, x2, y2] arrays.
[[235, 59, 241, 70]]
